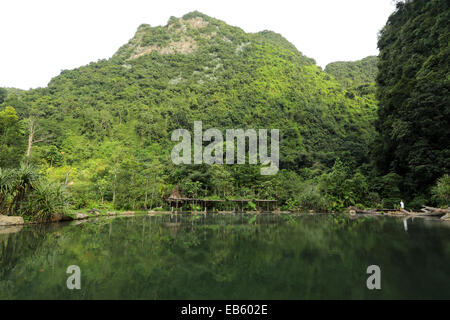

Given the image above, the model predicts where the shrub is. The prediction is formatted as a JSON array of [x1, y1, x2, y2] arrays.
[[432, 174, 450, 206], [0, 165, 70, 220], [297, 184, 329, 212], [21, 180, 69, 221]]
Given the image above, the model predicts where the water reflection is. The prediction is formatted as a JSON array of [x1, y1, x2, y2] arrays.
[[0, 214, 449, 299]]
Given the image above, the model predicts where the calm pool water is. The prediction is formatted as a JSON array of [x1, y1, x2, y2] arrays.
[[0, 213, 449, 299]]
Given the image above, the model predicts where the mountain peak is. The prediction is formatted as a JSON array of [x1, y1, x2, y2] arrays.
[[114, 12, 220, 60], [112, 11, 315, 67]]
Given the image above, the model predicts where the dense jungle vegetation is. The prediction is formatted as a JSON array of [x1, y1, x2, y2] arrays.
[[0, 1, 449, 221], [374, 0, 450, 205]]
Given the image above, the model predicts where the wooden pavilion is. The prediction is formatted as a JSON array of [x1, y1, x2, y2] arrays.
[[166, 187, 278, 213]]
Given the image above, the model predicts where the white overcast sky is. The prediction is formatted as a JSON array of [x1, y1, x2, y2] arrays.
[[0, 0, 396, 90]]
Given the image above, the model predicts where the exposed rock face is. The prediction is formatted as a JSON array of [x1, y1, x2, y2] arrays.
[[74, 213, 89, 220], [0, 215, 24, 226], [178, 17, 209, 29], [441, 213, 450, 221], [115, 15, 211, 60], [130, 37, 198, 59], [107, 211, 117, 216], [120, 211, 135, 216]]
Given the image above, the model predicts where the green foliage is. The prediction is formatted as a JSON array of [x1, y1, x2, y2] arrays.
[[325, 56, 378, 89], [371, 172, 402, 208], [296, 183, 328, 212], [432, 174, 450, 206], [320, 159, 353, 210], [0, 88, 7, 104], [20, 180, 69, 221], [247, 201, 257, 211], [0, 164, 68, 220], [0, 106, 26, 168], [374, 0, 450, 200]]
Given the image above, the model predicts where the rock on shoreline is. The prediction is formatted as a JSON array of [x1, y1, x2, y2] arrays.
[[74, 213, 89, 220], [120, 211, 135, 216], [0, 215, 24, 226]]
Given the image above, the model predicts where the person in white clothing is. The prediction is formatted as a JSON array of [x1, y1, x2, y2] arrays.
[[400, 200, 405, 209]]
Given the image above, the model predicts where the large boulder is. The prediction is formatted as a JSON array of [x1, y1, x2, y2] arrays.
[[0, 215, 24, 226], [50, 213, 74, 222], [74, 213, 89, 220]]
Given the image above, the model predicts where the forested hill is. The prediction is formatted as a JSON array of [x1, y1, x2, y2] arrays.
[[374, 0, 449, 202], [325, 56, 378, 89], [1, 11, 381, 211]]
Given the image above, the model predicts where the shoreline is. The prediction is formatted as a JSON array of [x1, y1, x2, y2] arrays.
[[1, 207, 449, 229]]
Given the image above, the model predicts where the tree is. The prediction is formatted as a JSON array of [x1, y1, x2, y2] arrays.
[[432, 174, 450, 206], [0, 106, 25, 168], [209, 165, 234, 198], [320, 158, 354, 210]]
